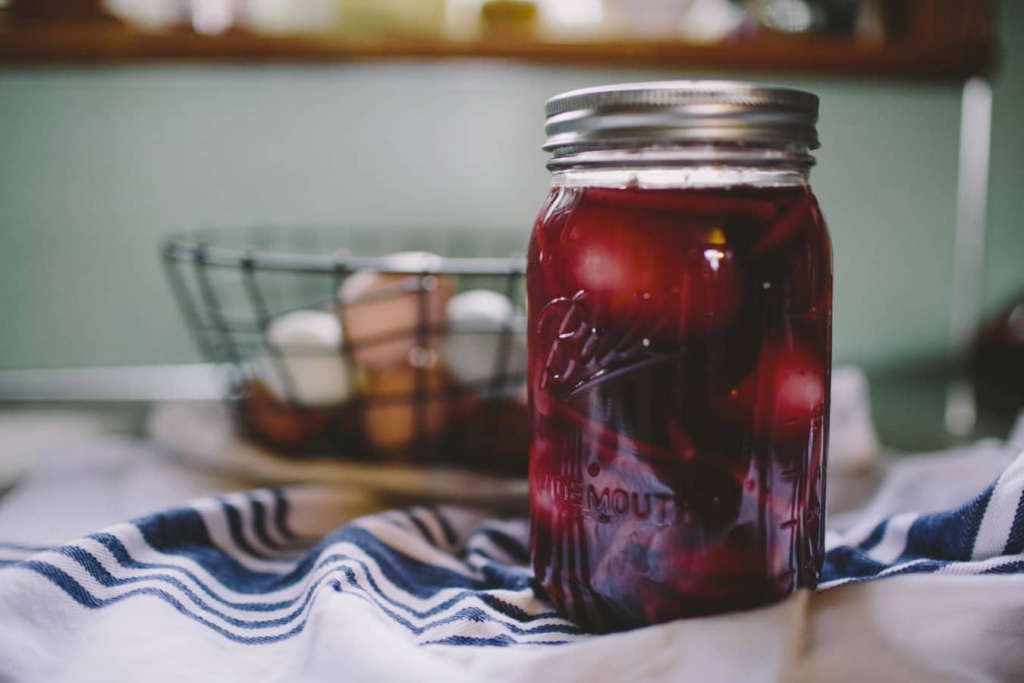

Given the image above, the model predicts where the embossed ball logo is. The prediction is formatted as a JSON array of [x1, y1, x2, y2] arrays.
[[535, 289, 686, 397]]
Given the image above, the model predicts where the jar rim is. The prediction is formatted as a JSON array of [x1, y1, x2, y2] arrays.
[[544, 81, 820, 156]]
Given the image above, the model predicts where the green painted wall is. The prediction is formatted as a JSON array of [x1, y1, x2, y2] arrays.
[[0, 3, 1020, 373]]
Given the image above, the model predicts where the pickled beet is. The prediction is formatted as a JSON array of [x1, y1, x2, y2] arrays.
[[552, 194, 743, 338], [528, 184, 832, 632]]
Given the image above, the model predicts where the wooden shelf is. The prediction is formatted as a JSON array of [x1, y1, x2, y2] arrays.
[[0, 22, 994, 80]]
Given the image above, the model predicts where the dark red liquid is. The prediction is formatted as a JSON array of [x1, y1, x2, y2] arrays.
[[527, 184, 832, 632]]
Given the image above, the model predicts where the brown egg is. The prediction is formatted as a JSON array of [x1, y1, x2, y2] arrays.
[[338, 252, 456, 370], [238, 380, 365, 458], [452, 397, 531, 476], [361, 355, 455, 460]]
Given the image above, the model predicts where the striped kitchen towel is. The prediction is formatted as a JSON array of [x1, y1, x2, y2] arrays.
[[821, 444, 1024, 586], [0, 439, 1022, 681]]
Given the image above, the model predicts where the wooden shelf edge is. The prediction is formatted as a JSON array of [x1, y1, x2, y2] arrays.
[[0, 24, 995, 80]]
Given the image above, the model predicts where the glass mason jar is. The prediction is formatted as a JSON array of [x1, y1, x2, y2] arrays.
[[527, 82, 832, 632]]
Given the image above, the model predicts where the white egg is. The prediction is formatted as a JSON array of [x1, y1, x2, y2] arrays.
[[257, 310, 352, 407], [441, 289, 527, 393], [338, 251, 455, 370]]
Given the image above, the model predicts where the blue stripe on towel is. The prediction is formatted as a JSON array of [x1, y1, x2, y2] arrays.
[[1003, 491, 1024, 555]]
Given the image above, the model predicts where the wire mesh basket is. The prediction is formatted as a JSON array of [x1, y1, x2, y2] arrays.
[[162, 226, 529, 475]]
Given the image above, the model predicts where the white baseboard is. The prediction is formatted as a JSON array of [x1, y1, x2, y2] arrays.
[[0, 364, 227, 402]]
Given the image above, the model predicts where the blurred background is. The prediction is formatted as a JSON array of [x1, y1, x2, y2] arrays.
[[0, 0, 1020, 450]]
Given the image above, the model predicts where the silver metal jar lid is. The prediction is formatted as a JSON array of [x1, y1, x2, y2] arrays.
[[544, 81, 820, 155]]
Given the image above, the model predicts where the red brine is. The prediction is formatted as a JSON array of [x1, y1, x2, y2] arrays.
[[527, 184, 832, 632]]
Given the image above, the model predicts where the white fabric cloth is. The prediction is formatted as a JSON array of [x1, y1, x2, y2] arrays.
[[0, 420, 1022, 682]]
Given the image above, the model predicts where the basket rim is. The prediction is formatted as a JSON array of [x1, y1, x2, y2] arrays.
[[162, 231, 528, 276]]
